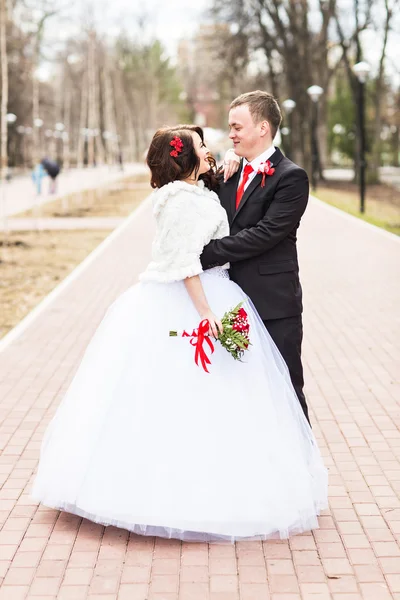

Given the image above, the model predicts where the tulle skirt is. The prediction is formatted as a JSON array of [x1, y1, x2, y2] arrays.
[[31, 267, 328, 542]]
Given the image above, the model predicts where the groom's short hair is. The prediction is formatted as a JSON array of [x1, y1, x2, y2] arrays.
[[230, 91, 282, 137]]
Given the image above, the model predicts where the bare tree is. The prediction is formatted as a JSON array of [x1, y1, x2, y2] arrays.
[[31, 5, 60, 166], [0, 0, 8, 180], [116, 33, 181, 158], [86, 29, 105, 166], [87, 29, 96, 166], [210, 0, 338, 170], [114, 65, 136, 161], [369, 0, 399, 179], [77, 60, 88, 168], [334, 0, 373, 182], [2, 5, 186, 170], [0, 0, 9, 258], [62, 84, 71, 169], [102, 49, 119, 165]]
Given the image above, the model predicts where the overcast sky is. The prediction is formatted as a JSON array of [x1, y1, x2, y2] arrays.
[[42, 0, 399, 83], [86, 0, 211, 58], [104, 0, 398, 81]]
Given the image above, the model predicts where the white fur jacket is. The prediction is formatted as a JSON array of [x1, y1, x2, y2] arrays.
[[140, 180, 229, 283]]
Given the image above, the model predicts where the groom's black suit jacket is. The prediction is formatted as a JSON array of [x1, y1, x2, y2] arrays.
[[200, 148, 309, 321]]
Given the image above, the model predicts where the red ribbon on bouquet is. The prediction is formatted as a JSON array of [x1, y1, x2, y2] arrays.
[[183, 319, 215, 373]]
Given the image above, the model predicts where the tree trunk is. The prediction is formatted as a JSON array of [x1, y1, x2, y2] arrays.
[[63, 84, 71, 170], [0, 0, 8, 180], [114, 68, 135, 161], [93, 52, 105, 165], [87, 31, 96, 166], [77, 66, 88, 168], [392, 127, 399, 167], [32, 36, 40, 168], [0, 0, 8, 256], [370, 0, 393, 182], [102, 54, 118, 165]]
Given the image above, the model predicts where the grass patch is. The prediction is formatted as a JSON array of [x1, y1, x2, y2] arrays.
[[314, 185, 400, 236]]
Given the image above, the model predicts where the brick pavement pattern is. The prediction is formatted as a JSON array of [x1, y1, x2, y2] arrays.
[[0, 196, 399, 599]]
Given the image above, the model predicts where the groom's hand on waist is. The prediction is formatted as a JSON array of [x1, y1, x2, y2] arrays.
[[200, 243, 221, 270]]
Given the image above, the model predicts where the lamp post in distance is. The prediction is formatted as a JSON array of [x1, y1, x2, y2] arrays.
[[306, 85, 324, 191], [352, 61, 370, 214]]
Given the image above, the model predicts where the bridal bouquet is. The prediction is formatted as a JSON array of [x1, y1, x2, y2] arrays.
[[169, 302, 250, 373]]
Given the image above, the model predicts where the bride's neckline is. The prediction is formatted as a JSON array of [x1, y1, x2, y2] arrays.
[[152, 179, 219, 215], [157, 179, 207, 193], [181, 178, 197, 186]]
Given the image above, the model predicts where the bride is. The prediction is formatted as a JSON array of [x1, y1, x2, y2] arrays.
[[31, 125, 328, 542]]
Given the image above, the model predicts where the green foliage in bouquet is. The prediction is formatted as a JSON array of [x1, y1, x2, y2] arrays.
[[217, 302, 250, 361]]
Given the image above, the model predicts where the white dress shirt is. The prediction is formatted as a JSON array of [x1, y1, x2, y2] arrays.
[[239, 145, 276, 192]]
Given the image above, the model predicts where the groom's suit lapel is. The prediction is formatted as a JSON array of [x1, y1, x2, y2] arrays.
[[231, 148, 285, 226]]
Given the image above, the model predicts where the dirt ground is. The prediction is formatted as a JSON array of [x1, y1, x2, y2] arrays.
[[1, 175, 151, 339], [0, 230, 110, 339], [315, 181, 400, 235]]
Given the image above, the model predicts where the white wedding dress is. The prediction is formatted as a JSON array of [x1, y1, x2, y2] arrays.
[[31, 180, 328, 542]]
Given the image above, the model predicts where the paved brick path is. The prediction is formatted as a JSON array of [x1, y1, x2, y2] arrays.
[[0, 196, 399, 599]]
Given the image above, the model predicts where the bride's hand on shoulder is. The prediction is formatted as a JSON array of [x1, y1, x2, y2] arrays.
[[223, 149, 240, 183], [200, 309, 223, 339]]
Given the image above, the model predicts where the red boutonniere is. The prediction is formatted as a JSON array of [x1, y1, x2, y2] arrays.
[[257, 160, 275, 187]]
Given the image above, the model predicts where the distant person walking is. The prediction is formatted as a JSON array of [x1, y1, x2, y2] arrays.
[[41, 158, 61, 194], [31, 163, 46, 196]]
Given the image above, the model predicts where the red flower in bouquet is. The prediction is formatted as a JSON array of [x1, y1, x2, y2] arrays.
[[169, 302, 251, 372], [233, 307, 250, 333]]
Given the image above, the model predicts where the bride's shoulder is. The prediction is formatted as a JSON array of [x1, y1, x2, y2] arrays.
[[151, 180, 219, 216]]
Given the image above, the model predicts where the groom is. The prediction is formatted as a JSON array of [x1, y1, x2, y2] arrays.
[[201, 90, 310, 423]]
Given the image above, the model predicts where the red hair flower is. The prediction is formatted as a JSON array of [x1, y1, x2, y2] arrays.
[[257, 160, 275, 187], [170, 136, 184, 157]]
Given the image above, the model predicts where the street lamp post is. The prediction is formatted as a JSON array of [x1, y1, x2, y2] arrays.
[[307, 85, 324, 191], [352, 61, 370, 214], [282, 99, 296, 160]]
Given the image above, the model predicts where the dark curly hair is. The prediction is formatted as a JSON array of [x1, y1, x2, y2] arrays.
[[146, 125, 220, 192]]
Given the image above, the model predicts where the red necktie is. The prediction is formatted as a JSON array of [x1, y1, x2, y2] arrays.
[[236, 164, 254, 210]]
